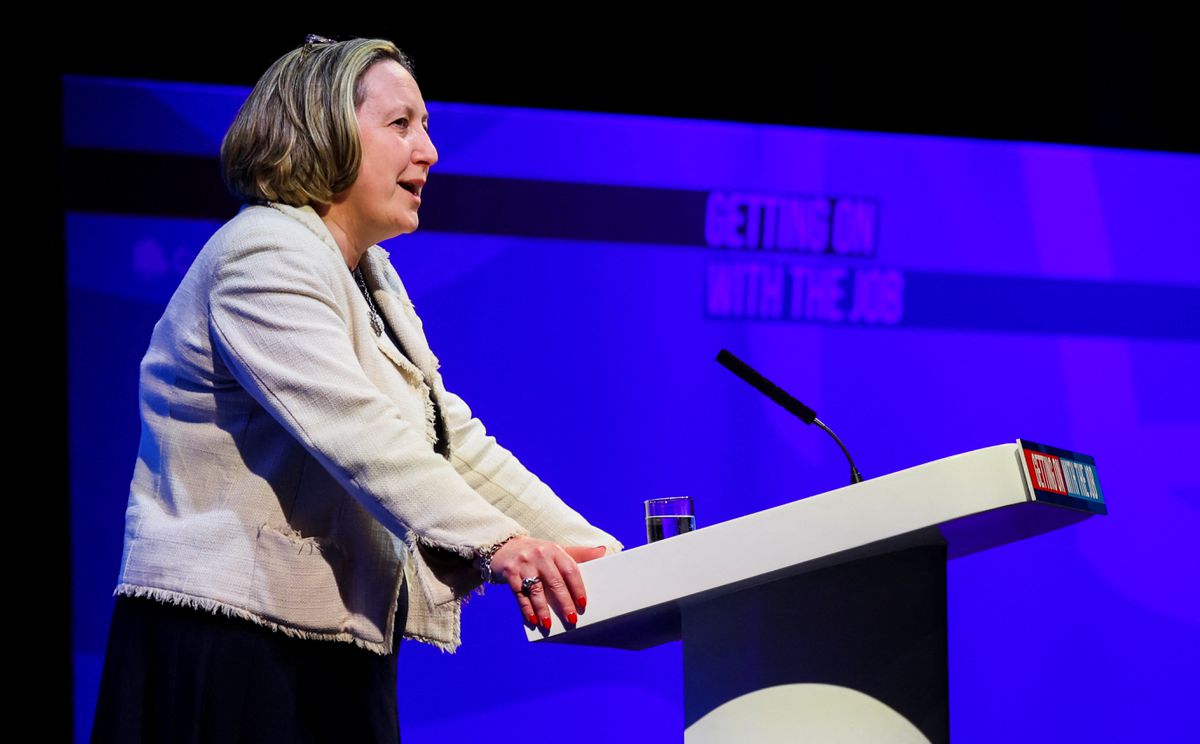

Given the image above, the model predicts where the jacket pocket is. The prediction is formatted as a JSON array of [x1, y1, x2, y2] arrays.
[[249, 523, 347, 630]]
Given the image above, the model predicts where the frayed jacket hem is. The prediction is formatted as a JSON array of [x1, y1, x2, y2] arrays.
[[113, 583, 395, 657]]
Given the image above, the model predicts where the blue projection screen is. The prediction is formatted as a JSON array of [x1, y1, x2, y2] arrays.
[[67, 74, 1199, 742]]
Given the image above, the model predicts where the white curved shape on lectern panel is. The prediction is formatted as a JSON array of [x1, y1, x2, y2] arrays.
[[686, 683, 931, 744]]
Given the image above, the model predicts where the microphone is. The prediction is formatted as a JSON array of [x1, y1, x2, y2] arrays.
[[716, 349, 864, 484]]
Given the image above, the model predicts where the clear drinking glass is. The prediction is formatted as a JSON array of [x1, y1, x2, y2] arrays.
[[645, 496, 696, 543]]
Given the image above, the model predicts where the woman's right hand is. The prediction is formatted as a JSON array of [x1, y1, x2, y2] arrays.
[[488, 536, 607, 630]]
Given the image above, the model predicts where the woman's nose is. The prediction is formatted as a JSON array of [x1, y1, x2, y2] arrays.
[[416, 129, 438, 167]]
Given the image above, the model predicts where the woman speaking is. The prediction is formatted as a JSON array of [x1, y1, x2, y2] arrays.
[[91, 35, 622, 743]]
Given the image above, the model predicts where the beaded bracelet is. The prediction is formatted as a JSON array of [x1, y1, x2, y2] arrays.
[[475, 534, 520, 585]]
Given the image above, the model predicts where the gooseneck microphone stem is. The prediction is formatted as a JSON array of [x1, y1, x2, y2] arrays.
[[813, 418, 865, 484], [716, 349, 865, 485]]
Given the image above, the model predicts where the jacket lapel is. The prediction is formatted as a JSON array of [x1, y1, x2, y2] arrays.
[[359, 250, 452, 457], [360, 248, 439, 383]]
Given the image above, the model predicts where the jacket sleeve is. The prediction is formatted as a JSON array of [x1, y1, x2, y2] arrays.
[[437, 380, 625, 556], [207, 226, 527, 561]]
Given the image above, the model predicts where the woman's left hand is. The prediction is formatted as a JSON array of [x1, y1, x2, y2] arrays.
[[488, 536, 607, 630]]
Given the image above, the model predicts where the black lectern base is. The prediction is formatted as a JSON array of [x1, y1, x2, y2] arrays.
[[682, 543, 948, 743]]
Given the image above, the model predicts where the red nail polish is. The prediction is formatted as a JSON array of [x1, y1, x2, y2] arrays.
[[578, 596, 587, 609], [567, 611, 578, 624], [528, 614, 537, 625], [541, 616, 551, 629]]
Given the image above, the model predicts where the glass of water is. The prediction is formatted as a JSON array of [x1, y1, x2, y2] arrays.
[[645, 496, 696, 543]]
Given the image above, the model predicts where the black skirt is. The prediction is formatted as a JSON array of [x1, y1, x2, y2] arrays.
[[90, 582, 409, 744]]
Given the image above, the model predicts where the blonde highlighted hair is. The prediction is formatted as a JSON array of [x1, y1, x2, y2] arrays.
[[220, 36, 415, 207]]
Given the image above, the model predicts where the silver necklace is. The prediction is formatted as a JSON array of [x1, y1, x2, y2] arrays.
[[352, 265, 384, 337]]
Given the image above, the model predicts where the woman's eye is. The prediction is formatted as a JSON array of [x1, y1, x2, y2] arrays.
[[392, 118, 409, 129]]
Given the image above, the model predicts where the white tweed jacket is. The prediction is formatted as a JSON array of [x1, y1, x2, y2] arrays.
[[114, 201, 622, 655]]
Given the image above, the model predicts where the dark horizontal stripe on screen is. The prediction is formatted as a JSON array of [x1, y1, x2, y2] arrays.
[[66, 148, 1198, 342], [704, 263, 1199, 340], [903, 272, 1200, 341], [65, 149, 242, 220], [63, 148, 707, 244]]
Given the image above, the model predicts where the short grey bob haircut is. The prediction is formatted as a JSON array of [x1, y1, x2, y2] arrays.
[[220, 35, 415, 207]]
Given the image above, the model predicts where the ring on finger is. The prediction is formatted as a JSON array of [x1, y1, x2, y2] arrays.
[[520, 576, 542, 597]]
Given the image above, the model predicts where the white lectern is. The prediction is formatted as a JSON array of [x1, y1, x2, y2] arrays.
[[526, 442, 1105, 743]]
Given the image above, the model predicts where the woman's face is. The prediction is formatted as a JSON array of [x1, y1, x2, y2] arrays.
[[337, 59, 438, 246]]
